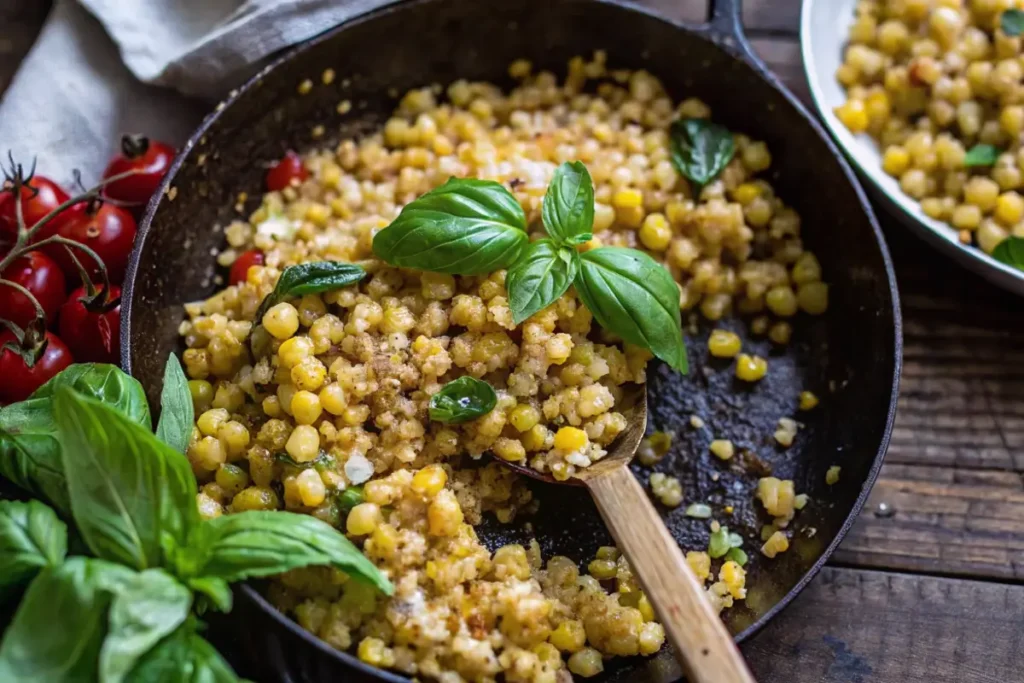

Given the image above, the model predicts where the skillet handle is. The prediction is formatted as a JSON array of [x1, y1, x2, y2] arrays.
[[586, 467, 758, 683], [704, 0, 764, 66]]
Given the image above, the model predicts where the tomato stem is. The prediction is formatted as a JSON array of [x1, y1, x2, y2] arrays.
[[121, 133, 150, 160], [0, 277, 48, 367]]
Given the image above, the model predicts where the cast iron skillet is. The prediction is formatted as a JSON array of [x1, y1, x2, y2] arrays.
[[121, 0, 902, 680]]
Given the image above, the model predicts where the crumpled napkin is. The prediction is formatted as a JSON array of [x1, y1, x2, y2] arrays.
[[0, 0, 393, 186]]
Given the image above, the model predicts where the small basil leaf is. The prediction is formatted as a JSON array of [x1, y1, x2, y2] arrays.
[[429, 376, 498, 424], [725, 547, 748, 566], [542, 161, 595, 245], [253, 261, 366, 325], [708, 525, 731, 559], [992, 235, 1024, 271], [0, 557, 134, 682], [54, 387, 199, 571], [0, 364, 152, 516], [155, 354, 193, 454], [100, 569, 193, 683], [372, 177, 528, 274], [1002, 8, 1024, 36], [963, 144, 1000, 167], [186, 576, 233, 613], [276, 451, 335, 472], [575, 247, 688, 374], [669, 118, 735, 191], [0, 500, 67, 599], [127, 622, 239, 683], [506, 240, 580, 324], [566, 232, 593, 246], [176, 510, 392, 595]]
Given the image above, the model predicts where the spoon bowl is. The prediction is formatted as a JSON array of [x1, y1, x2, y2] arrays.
[[494, 382, 756, 683]]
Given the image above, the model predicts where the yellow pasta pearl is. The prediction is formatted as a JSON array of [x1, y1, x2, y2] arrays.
[[553, 426, 588, 451], [735, 354, 768, 382], [707, 329, 741, 358], [285, 424, 320, 462], [262, 302, 299, 340], [411, 464, 448, 497], [291, 390, 323, 425], [347, 503, 382, 535]]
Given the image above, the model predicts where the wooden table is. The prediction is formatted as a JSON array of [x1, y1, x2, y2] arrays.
[[3, 1, 1022, 681]]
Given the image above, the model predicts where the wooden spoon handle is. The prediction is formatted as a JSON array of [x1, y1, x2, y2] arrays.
[[586, 466, 756, 683]]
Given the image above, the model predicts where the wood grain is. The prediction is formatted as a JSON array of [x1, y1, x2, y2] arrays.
[[745, 567, 1024, 683], [588, 466, 756, 683]]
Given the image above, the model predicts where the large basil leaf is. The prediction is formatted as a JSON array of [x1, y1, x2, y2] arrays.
[[253, 261, 366, 325], [100, 569, 192, 683], [127, 623, 239, 683], [669, 118, 735, 191], [506, 239, 579, 324], [176, 510, 392, 596], [428, 376, 498, 424], [0, 364, 151, 515], [542, 161, 594, 246], [0, 500, 67, 599], [0, 557, 134, 682], [992, 235, 1024, 271], [372, 177, 528, 274], [53, 388, 199, 571], [155, 354, 194, 454], [575, 247, 689, 373]]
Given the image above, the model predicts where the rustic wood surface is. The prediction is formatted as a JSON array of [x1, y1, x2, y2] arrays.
[[2, 1, 1022, 682]]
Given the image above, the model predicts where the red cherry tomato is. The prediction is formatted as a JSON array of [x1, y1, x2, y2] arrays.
[[229, 249, 264, 286], [0, 176, 80, 244], [0, 330, 73, 403], [0, 251, 67, 330], [265, 151, 308, 191], [102, 134, 176, 207], [51, 202, 137, 283], [59, 284, 121, 364]]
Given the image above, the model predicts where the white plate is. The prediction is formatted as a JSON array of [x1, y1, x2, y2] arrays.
[[800, 0, 1024, 295]]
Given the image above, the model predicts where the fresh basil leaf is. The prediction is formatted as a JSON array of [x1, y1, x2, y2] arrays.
[[176, 510, 392, 595], [574, 247, 688, 373], [275, 451, 335, 471], [0, 364, 151, 516], [187, 576, 233, 613], [506, 240, 579, 324], [253, 261, 367, 325], [336, 485, 364, 513], [372, 177, 528, 274], [1002, 8, 1024, 36], [100, 569, 192, 683], [565, 232, 593, 246], [127, 622, 239, 683], [0, 500, 67, 599], [0, 557, 134, 682], [725, 547, 748, 566], [54, 387, 199, 571], [963, 144, 1000, 167], [32, 364, 152, 429], [155, 354, 193, 454], [708, 525, 731, 559], [991, 235, 1024, 272], [669, 118, 735, 191], [542, 161, 595, 246], [429, 376, 498, 424]]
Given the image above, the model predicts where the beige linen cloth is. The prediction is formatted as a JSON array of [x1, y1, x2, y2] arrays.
[[0, 0, 394, 185]]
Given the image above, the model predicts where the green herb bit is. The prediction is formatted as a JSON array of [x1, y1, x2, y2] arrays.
[[725, 547, 748, 566], [336, 486, 365, 513], [669, 118, 735, 192], [992, 235, 1024, 271], [963, 143, 1000, 168], [429, 376, 498, 424], [1002, 8, 1024, 36], [276, 451, 336, 471], [684, 503, 713, 519]]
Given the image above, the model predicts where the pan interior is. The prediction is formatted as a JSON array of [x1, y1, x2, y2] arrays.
[[124, 0, 898, 680]]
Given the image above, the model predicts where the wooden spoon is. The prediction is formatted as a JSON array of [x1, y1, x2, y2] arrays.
[[499, 385, 756, 683]]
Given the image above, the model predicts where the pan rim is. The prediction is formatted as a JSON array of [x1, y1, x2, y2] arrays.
[[121, 0, 902, 675]]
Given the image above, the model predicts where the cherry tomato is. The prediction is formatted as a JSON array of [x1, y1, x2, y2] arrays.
[[51, 202, 137, 283], [229, 249, 264, 286], [0, 176, 80, 244], [0, 251, 67, 330], [59, 284, 121, 364], [102, 134, 176, 207], [266, 151, 308, 191], [0, 330, 73, 403]]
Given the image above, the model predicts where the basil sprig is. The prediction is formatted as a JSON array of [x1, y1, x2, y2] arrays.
[[155, 354, 193, 454], [0, 500, 67, 599], [253, 261, 367, 325], [0, 359, 393, 681], [371, 162, 689, 370], [1002, 8, 1024, 36], [963, 144, 1000, 168], [373, 177, 529, 274], [576, 248, 689, 373], [429, 376, 498, 424], [992, 235, 1024, 271], [669, 118, 735, 192]]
